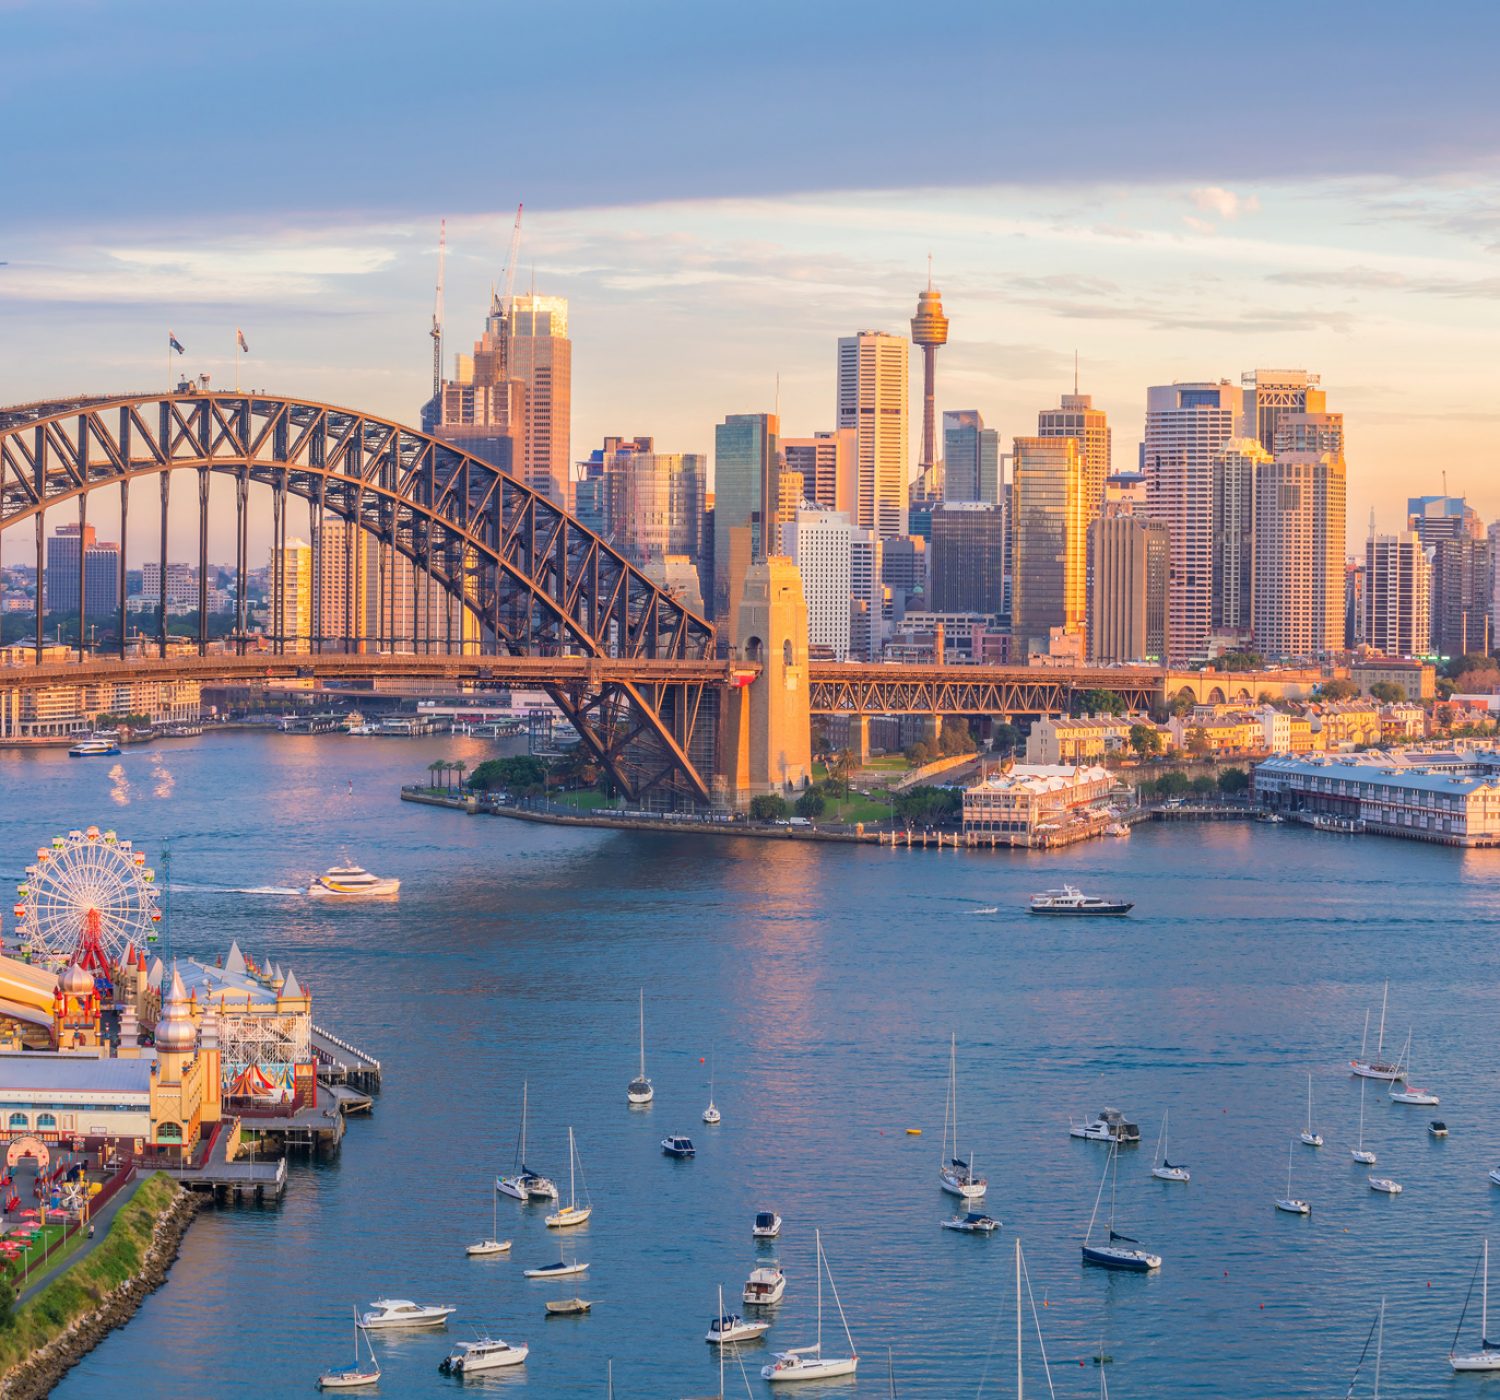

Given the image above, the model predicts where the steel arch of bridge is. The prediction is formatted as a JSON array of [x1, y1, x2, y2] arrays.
[[0, 392, 718, 803]]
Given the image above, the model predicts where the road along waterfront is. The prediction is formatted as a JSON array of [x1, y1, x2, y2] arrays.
[[4, 730, 1499, 1396]]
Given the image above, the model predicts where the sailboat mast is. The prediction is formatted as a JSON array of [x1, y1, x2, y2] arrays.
[[1358, 1079, 1366, 1148], [1361, 1007, 1370, 1058], [568, 1126, 576, 1209], [1306, 1074, 1313, 1134], [816, 1229, 824, 1355], [951, 1035, 960, 1162], [639, 989, 646, 1078], [1484, 1239, 1489, 1348], [717, 1285, 726, 1399], [1109, 1142, 1119, 1233], [1374, 1297, 1385, 1398], [1287, 1141, 1293, 1196], [1016, 1236, 1023, 1400], [521, 1081, 528, 1163], [1377, 981, 1388, 1057]]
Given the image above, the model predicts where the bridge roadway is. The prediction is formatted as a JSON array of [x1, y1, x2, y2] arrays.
[[0, 652, 1169, 715]]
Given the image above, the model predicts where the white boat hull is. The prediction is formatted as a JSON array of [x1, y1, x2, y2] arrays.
[[939, 1172, 986, 1199], [1151, 1167, 1190, 1182], [1390, 1089, 1439, 1105], [524, 1262, 588, 1278], [318, 1371, 380, 1390], [466, 1239, 511, 1256], [1452, 1352, 1500, 1372], [451, 1344, 528, 1373], [545, 1206, 591, 1229], [1299, 1132, 1323, 1147], [1351, 1061, 1403, 1082], [708, 1321, 771, 1345], [496, 1176, 526, 1201], [1275, 1198, 1310, 1215], [360, 1311, 454, 1330], [310, 879, 400, 899], [1489, 1169, 1500, 1187], [1369, 1177, 1402, 1194], [1352, 1150, 1377, 1165], [763, 1354, 858, 1383], [743, 1279, 786, 1306]]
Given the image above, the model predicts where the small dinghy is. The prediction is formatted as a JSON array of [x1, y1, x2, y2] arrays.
[[545, 1297, 592, 1316], [1429, 1120, 1448, 1138]]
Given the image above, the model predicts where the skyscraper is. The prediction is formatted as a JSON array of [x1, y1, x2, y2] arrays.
[[45, 523, 120, 617], [1141, 381, 1240, 663], [607, 447, 707, 574], [1037, 392, 1111, 521], [910, 282, 949, 481], [782, 429, 857, 516], [503, 293, 573, 510], [1010, 436, 1087, 656], [713, 413, 780, 619], [849, 529, 884, 661], [780, 506, 853, 660], [1407, 494, 1482, 550], [1211, 437, 1270, 638], [929, 503, 1006, 615], [837, 331, 909, 539], [1431, 535, 1492, 658], [942, 410, 1001, 504], [269, 537, 312, 653], [1252, 448, 1346, 661], [1242, 369, 1325, 455], [1365, 532, 1431, 658], [1087, 515, 1170, 664]]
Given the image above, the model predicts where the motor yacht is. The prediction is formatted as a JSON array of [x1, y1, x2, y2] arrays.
[[1070, 1107, 1141, 1143], [743, 1262, 786, 1306], [941, 1211, 999, 1233], [753, 1211, 783, 1239], [1029, 885, 1132, 916], [310, 864, 400, 899], [1429, 1120, 1448, 1138], [358, 1298, 455, 1330], [662, 1135, 696, 1158], [438, 1337, 528, 1374], [1490, 1167, 1500, 1187], [707, 1311, 772, 1345]]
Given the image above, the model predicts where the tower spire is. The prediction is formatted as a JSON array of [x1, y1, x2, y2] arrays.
[[910, 273, 950, 481]]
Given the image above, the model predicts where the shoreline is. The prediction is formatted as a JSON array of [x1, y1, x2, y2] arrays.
[[0, 1175, 200, 1400]]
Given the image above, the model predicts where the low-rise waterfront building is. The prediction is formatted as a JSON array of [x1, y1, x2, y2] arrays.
[[1025, 715, 1159, 765], [1350, 658, 1435, 702], [961, 763, 1114, 845], [1253, 751, 1500, 845]]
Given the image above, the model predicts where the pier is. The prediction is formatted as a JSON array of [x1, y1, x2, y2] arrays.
[[311, 1023, 383, 1093]]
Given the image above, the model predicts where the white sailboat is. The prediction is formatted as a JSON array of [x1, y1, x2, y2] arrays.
[[703, 1052, 721, 1125], [1299, 1073, 1323, 1147], [1388, 1030, 1439, 1105], [318, 1307, 381, 1390], [761, 1229, 858, 1383], [939, 1034, 986, 1199], [628, 988, 654, 1105], [1010, 1236, 1059, 1398], [1150, 1110, 1189, 1182], [497, 1082, 558, 1201], [1451, 1240, 1500, 1371], [546, 1127, 593, 1228], [1351, 1079, 1377, 1165], [1351, 983, 1404, 1081], [1275, 1140, 1310, 1214], [466, 1186, 512, 1256]]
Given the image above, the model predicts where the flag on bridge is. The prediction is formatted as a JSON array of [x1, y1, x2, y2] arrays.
[[168, 331, 185, 355], [236, 328, 249, 354]]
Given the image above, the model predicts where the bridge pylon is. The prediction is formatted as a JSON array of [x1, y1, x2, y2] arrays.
[[718, 557, 812, 809]]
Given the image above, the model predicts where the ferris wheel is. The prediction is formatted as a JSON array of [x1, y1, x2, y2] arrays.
[[12, 827, 161, 971]]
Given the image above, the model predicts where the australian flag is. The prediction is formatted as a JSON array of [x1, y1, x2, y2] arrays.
[[168, 331, 185, 355], [236, 328, 249, 354]]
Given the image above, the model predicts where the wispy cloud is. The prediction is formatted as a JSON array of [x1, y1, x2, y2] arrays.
[[1190, 186, 1262, 221]]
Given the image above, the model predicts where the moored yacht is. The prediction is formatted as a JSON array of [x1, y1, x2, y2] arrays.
[[761, 1230, 857, 1384], [1029, 885, 1133, 915], [1070, 1107, 1141, 1143], [1451, 1240, 1500, 1372], [744, 1262, 786, 1306], [310, 863, 400, 899], [497, 1082, 558, 1201], [1350, 982, 1404, 1081], [438, 1336, 528, 1374], [941, 1210, 999, 1233], [753, 1211, 783, 1239], [707, 1309, 772, 1345], [627, 987, 654, 1104], [939, 1034, 986, 1199], [358, 1298, 455, 1330], [1081, 1143, 1161, 1272]]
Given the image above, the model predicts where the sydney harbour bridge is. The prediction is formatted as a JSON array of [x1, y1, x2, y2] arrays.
[[0, 391, 1243, 807]]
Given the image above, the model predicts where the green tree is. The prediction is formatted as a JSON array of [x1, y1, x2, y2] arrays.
[[467, 755, 547, 793], [1368, 681, 1406, 704], [750, 794, 790, 821], [939, 721, 977, 756], [1218, 766, 1250, 794], [830, 748, 857, 796], [794, 789, 826, 819], [904, 740, 933, 767], [893, 785, 961, 825], [426, 759, 444, 791], [992, 723, 1023, 756], [1190, 774, 1217, 796], [1073, 688, 1127, 717], [1215, 650, 1264, 672], [1155, 770, 1191, 798], [1128, 724, 1164, 759], [1169, 690, 1196, 718], [1186, 727, 1211, 758], [1317, 679, 1359, 702]]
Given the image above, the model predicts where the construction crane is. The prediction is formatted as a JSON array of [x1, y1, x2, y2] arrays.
[[500, 203, 523, 320], [430, 218, 446, 405]]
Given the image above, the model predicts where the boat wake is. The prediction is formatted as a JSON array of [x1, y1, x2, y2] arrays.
[[970, 906, 999, 915], [168, 882, 303, 897]]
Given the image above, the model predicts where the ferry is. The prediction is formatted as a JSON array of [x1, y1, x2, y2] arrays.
[[68, 737, 120, 757], [1028, 885, 1133, 916], [309, 864, 400, 900]]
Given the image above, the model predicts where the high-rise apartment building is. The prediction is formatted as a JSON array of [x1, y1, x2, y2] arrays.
[[1141, 381, 1240, 663], [140, 562, 197, 612], [1243, 369, 1324, 455], [780, 506, 853, 661], [1431, 535, 1493, 658], [1010, 436, 1087, 655], [942, 410, 1001, 504], [929, 503, 1006, 615], [500, 294, 572, 509], [45, 523, 120, 617], [837, 332, 909, 539], [1252, 449, 1345, 660], [849, 530, 884, 661], [1087, 515, 1170, 664], [1037, 392, 1111, 521], [312, 518, 375, 651], [269, 537, 312, 652], [1210, 437, 1269, 637], [1365, 532, 1431, 658], [713, 413, 780, 619], [782, 430, 857, 517]]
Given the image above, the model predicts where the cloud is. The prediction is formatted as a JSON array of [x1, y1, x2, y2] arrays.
[[1267, 264, 1500, 299], [1190, 187, 1262, 221]]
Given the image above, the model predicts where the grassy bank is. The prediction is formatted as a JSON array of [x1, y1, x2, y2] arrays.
[[0, 1173, 180, 1377]]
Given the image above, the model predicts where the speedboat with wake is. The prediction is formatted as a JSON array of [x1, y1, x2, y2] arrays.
[[310, 863, 400, 899]]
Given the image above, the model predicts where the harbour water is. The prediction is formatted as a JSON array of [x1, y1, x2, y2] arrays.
[[3, 732, 1500, 1396]]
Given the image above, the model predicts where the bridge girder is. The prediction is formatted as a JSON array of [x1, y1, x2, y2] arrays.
[[0, 393, 718, 804]]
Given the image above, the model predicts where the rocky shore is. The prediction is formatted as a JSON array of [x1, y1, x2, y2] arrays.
[[0, 1178, 200, 1399]]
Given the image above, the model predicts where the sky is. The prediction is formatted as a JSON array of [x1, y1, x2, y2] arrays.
[[5, 0, 1500, 556]]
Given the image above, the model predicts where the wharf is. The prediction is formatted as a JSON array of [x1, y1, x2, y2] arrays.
[[161, 1123, 287, 1202], [312, 1023, 382, 1092]]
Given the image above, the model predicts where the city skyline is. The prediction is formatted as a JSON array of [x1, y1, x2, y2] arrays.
[[6, 5, 1500, 549]]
